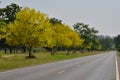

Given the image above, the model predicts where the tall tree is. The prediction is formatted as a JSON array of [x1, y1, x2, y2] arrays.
[[4, 7, 53, 58], [73, 22, 98, 52], [0, 3, 21, 23]]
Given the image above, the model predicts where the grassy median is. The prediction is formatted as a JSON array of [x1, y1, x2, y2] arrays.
[[0, 51, 102, 71]]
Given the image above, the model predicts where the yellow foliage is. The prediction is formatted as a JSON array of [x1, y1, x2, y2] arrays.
[[4, 7, 84, 50], [52, 23, 84, 48], [5, 7, 54, 48]]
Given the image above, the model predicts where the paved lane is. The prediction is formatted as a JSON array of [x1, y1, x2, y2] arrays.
[[0, 51, 116, 80]]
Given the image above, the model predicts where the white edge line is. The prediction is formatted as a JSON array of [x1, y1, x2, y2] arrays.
[[116, 55, 119, 80]]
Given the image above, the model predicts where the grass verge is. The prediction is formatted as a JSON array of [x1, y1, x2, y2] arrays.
[[0, 51, 102, 71], [118, 52, 120, 56]]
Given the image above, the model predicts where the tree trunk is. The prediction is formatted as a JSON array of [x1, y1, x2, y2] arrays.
[[28, 46, 32, 58], [16, 48, 18, 53], [80, 48, 84, 53], [72, 49, 76, 53], [14, 46, 16, 53], [87, 49, 90, 53], [4, 47, 7, 54], [9, 47, 12, 54], [51, 48, 54, 55], [66, 49, 70, 55], [23, 47, 26, 53]]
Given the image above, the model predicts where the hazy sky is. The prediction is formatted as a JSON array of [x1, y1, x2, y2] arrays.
[[0, 0, 120, 37]]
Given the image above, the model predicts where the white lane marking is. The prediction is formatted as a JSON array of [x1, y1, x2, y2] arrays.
[[116, 56, 119, 80]]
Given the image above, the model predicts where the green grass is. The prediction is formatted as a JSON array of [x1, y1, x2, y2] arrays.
[[117, 52, 120, 56], [0, 51, 102, 71]]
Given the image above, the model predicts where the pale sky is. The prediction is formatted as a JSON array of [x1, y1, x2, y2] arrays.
[[0, 0, 120, 37]]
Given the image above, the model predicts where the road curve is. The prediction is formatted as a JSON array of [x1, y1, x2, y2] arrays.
[[0, 51, 117, 80]]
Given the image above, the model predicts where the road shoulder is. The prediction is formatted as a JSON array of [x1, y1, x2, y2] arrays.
[[117, 55, 120, 80]]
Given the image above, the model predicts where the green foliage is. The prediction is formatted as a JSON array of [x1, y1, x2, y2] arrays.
[[114, 35, 120, 51], [73, 22, 99, 50], [50, 17, 62, 25], [0, 3, 21, 23], [98, 35, 115, 51], [91, 37, 102, 50]]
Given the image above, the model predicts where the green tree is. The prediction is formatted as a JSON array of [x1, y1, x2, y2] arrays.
[[73, 22, 98, 52], [91, 37, 102, 51], [4, 7, 53, 58], [98, 35, 115, 51], [0, 3, 21, 23], [114, 35, 120, 51]]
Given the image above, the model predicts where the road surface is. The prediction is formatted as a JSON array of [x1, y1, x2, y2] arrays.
[[0, 51, 117, 80]]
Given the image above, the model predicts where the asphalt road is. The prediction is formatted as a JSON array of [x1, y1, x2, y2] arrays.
[[0, 51, 117, 80]]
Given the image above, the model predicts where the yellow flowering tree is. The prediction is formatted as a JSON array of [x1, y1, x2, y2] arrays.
[[50, 18, 84, 55], [4, 7, 53, 58]]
